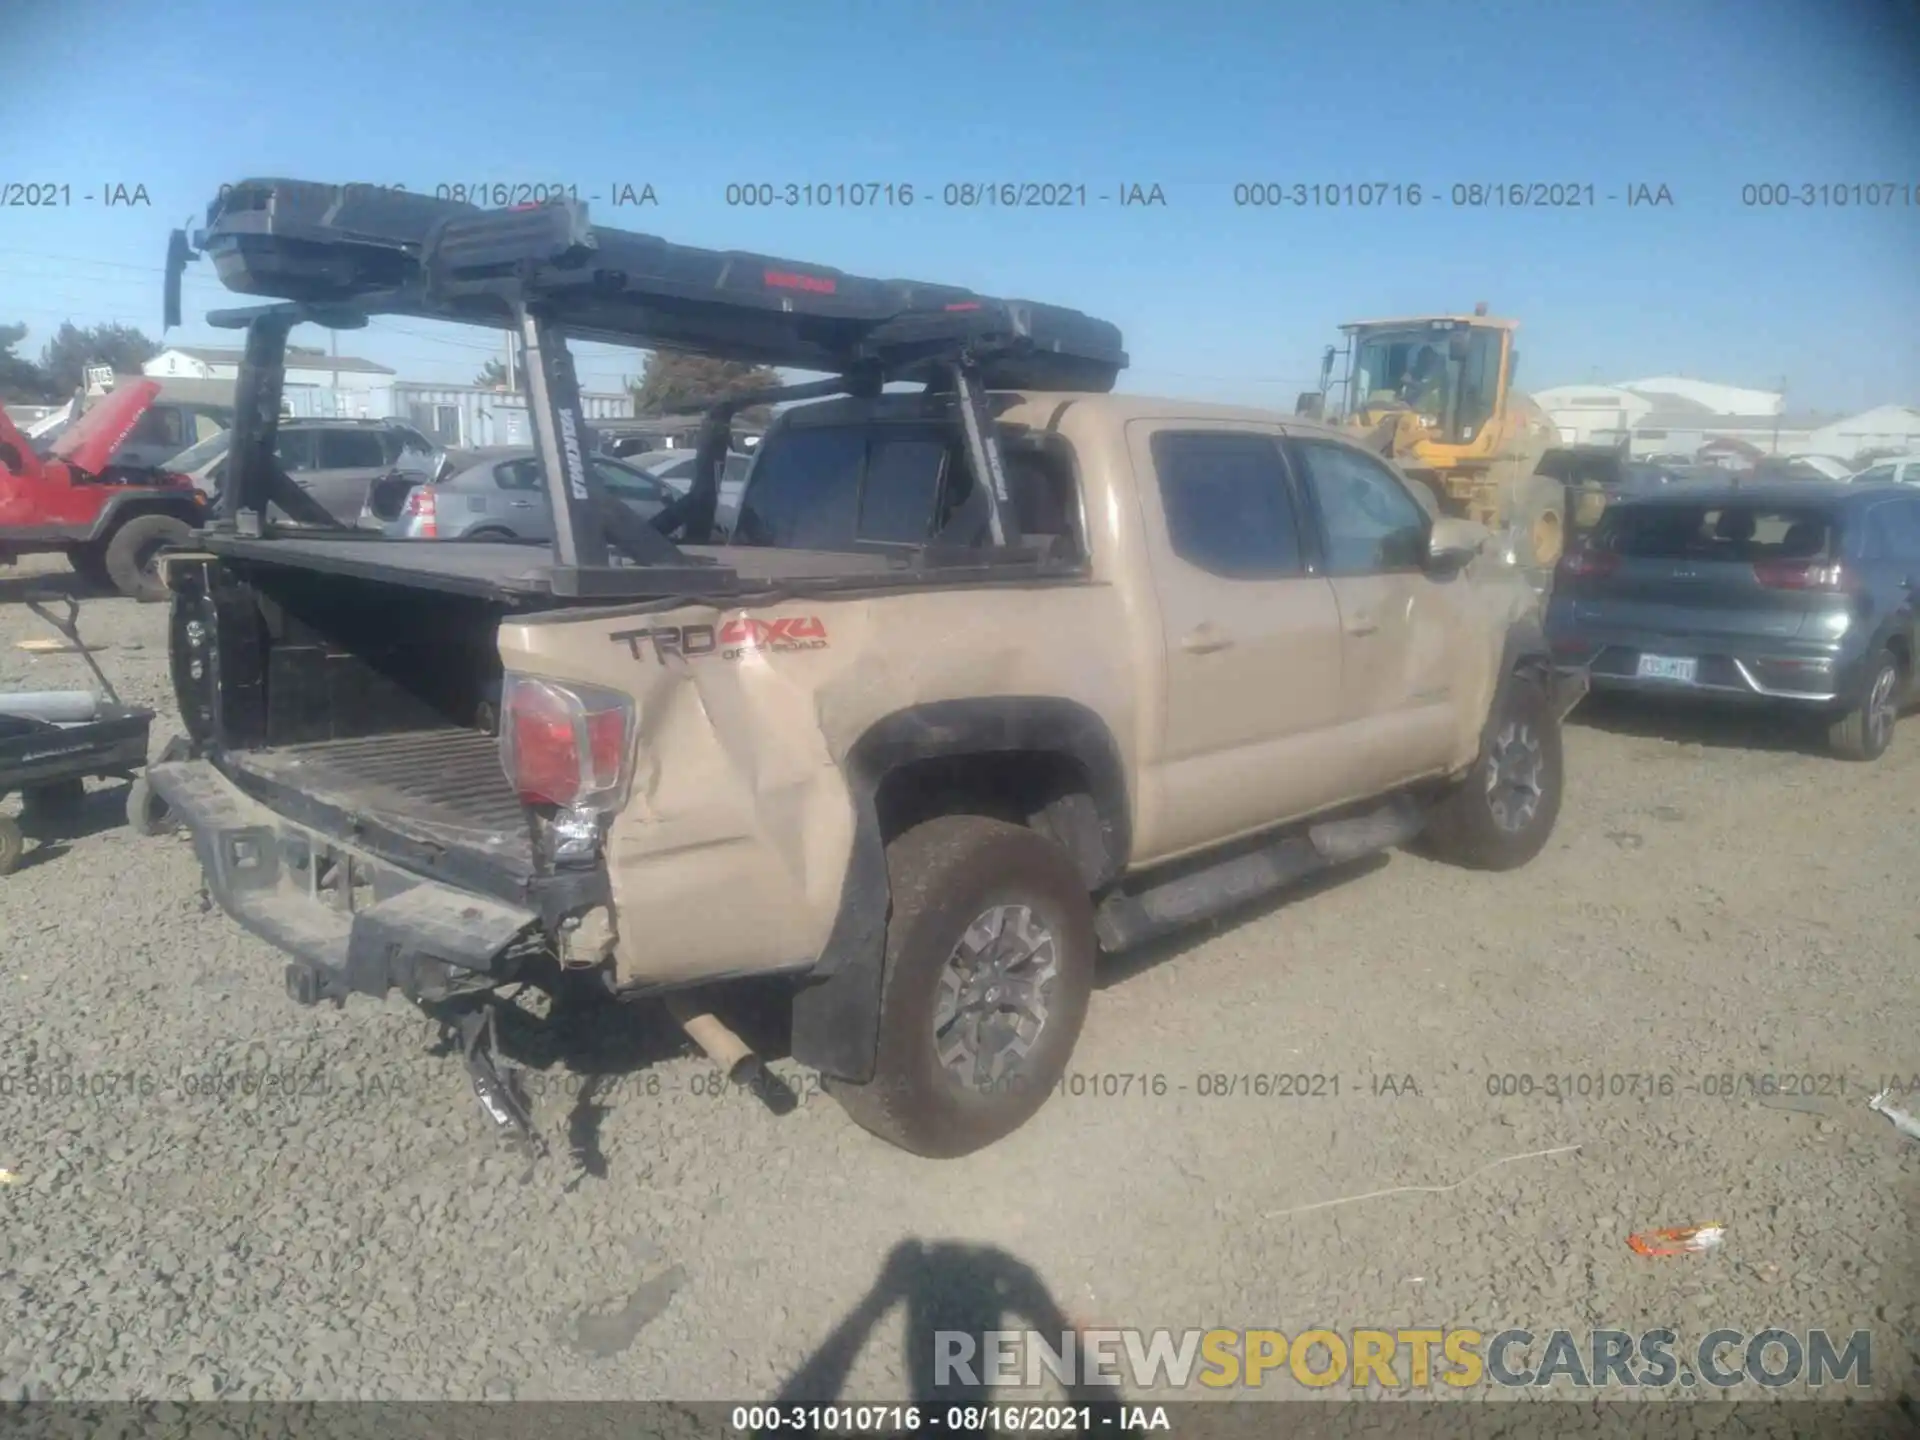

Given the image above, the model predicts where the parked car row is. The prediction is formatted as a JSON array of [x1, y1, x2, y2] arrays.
[[1848, 454, 1920, 487], [168, 416, 441, 522], [359, 446, 756, 540]]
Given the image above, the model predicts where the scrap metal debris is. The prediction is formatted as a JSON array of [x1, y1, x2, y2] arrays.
[[1867, 1088, 1920, 1141], [1627, 1224, 1725, 1256]]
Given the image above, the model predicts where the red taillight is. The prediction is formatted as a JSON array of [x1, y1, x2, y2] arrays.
[[498, 674, 635, 810], [1752, 558, 1848, 591], [1558, 545, 1620, 581], [402, 486, 438, 537]]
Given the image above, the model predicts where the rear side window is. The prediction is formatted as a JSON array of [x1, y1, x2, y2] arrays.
[[387, 429, 436, 462], [735, 426, 955, 550], [1597, 503, 1836, 561], [1863, 498, 1920, 562], [859, 434, 949, 543], [316, 429, 387, 468], [734, 428, 868, 549], [1150, 431, 1304, 579]]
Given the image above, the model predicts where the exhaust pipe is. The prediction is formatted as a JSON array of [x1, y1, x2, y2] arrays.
[[663, 993, 796, 1115], [664, 993, 758, 1082]]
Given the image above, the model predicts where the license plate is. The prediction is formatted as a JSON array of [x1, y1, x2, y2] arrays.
[[1635, 653, 1698, 683]]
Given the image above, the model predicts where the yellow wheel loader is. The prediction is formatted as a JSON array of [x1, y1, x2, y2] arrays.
[[1296, 306, 1569, 572]]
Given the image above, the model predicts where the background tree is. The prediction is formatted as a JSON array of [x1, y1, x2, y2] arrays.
[[0, 323, 56, 403], [474, 358, 513, 390], [630, 351, 782, 425], [37, 321, 161, 396]]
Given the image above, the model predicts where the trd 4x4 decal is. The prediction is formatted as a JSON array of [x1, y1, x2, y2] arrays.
[[610, 615, 830, 663]]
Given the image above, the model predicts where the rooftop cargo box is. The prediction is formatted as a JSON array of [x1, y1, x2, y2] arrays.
[[188, 179, 1128, 392]]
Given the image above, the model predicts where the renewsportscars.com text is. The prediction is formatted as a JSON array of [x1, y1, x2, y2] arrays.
[[934, 1327, 1872, 1391]]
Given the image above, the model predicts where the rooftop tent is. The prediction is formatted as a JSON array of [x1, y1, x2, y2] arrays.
[[175, 179, 1128, 392]]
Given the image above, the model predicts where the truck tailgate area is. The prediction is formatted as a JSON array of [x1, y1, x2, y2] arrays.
[[146, 755, 541, 1004], [225, 729, 532, 871]]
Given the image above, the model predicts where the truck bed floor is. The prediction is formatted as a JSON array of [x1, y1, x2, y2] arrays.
[[227, 730, 532, 867]]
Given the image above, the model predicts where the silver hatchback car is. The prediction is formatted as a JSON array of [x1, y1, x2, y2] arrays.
[[368, 446, 756, 538], [371, 448, 681, 540]]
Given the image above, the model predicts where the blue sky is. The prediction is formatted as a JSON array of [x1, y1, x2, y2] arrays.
[[3, 0, 1916, 413]]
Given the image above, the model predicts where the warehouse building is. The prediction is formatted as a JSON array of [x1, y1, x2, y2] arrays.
[[1533, 379, 1917, 466], [140, 348, 634, 444]]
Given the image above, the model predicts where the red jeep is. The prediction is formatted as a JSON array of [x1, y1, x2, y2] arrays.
[[0, 380, 210, 601]]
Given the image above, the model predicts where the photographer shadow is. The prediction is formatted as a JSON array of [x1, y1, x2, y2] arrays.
[[776, 1239, 1125, 1434]]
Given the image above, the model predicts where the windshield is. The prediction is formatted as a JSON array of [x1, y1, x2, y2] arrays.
[[166, 429, 232, 472], [1596, 502, 1837, 562], [1349, 325, 1503, 443]]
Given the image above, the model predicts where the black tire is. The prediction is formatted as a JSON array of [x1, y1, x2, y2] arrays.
[[1827, 650, 1901, 762], [67, 544, 115, 591], [828, 815, 1097, 1158], [464, 526, 516, 540], [20, 778, 87, 825], [0, 816, 23, 877], [125, 774, 178, 836], [1425, 672, 1564, 871], [103, 513, 193, 602]]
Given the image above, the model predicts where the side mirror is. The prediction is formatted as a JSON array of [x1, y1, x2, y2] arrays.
[[1427, 516, 1489, 571], [1295, 391, 1325, 420]]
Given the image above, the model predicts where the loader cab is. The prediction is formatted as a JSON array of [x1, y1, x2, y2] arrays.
[[1344, 318, 1511, 448]]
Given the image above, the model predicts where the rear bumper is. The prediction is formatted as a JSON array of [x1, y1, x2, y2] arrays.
[[1548, 630, 1864, 708], [147, 758, 541, 1006]]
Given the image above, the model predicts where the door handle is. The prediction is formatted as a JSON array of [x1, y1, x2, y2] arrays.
[[507, 499, 534, 508], [1345, 614, 1380, 637], [1180, 625, 1233, 655]]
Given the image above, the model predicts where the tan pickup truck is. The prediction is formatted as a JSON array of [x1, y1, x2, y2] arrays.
[[148, 179, 1584, 1160]]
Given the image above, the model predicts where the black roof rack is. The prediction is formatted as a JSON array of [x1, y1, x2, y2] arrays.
[[167, 179, 1114, 600], [171, 178, 1127, 392]]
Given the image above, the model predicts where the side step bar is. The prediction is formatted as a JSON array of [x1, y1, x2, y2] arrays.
[[1093, 795, 1426, 952]]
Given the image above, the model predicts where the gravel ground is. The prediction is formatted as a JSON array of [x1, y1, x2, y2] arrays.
[[0, 554, 1915, 1407]]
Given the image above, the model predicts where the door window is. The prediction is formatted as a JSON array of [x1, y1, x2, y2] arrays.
[[494, 458, 543, 491], [1291, 440, 1430, 574], [125, 406, 186, 449], [594, 458, 673, 504], [1149, 431, 1304, 578], [316, 429, 387, 469], [273, 428, 316, 471]]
